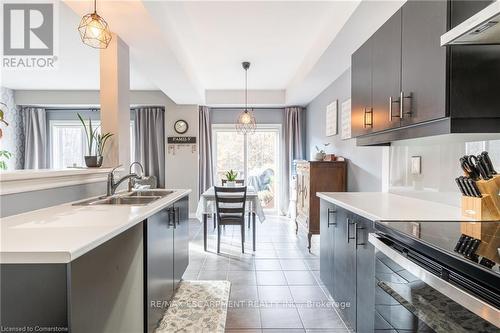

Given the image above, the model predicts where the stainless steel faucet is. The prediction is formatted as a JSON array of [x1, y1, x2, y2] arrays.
[[128, 161, 144, 191], [106, 165, 139, 196]]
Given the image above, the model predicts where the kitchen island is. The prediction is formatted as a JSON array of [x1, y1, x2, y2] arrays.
[[0, 189, 190, 333]]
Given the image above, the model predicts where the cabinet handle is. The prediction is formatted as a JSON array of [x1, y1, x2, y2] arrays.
[[175, 207, 180, 227], [168, 209, 175, 228], [355, 224, 365, 248], [400, 91, 413, 119], [347, 218, 356, 243], [327, 208, 337, 228], [389, 96, 400, 122]]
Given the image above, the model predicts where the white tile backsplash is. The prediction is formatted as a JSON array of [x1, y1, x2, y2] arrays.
[[389, 134, 500, 207]]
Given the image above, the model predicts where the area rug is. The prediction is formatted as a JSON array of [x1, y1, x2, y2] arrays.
[[156, 280, 231, 333]]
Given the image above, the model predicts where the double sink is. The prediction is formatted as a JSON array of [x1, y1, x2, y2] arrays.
[[74, 190, 173, 206]]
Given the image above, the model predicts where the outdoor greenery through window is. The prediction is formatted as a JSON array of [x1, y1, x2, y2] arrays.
[[49, 120, 135, 169], [213, 125, 280, 211]]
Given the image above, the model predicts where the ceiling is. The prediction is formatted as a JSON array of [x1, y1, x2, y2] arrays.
[[1, 1, 405, 106], [1, 2, 156, 91], [146, 1, 358, 90]]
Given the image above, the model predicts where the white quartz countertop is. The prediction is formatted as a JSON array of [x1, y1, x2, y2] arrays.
[[317, 192, 465, 222], [0, 189, 191, 264]]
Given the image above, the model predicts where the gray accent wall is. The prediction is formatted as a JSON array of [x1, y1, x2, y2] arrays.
[[305, 68, 388, 192]]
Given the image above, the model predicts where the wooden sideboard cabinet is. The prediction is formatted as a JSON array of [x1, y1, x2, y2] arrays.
[[295, 160, 347, 250]]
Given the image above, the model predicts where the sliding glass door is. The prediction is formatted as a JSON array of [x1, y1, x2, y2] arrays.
[[213, 124, 281, 211]]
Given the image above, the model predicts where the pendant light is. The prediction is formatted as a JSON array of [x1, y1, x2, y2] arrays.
[[236, 61, 256, 135], [78, 0, 112, 49]]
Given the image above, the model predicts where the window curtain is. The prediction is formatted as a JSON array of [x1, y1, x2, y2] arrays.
[[22, 107, 47, 169], [281, 106, 305, 215], [198, 105, 213, 196], [133, 107, 165, 187]]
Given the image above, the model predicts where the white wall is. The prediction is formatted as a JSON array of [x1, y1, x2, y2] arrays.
[[305, 69, 389, 192], [389, 134, 500, 207], [13, 90, 199, 213]]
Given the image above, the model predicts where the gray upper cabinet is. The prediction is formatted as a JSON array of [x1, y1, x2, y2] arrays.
[[371, 9, 402, 133], [351, 38, 373, 138], [401, 0, 447, 126], [352, 0, 500, 146]]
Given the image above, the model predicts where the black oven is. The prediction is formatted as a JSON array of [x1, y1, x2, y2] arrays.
[[370, 221, 499, 332]]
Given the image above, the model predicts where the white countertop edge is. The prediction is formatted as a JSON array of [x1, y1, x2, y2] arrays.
[[316, 192, 465, 222], [0, 189, 191, 264], [317, 192, 382, 221], [0, 168, 116, 181]]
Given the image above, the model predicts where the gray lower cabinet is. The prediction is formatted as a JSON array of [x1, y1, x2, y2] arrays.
[[354, 215, 375, 333], [319, 199, 375, 333], [173, 196, 189, 287], [145, 207, 175, 333], [145, 195, 190, 333], [319, 200, 336, 297]]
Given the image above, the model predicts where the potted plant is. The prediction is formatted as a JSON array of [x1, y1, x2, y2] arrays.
[[77, 113, 113, 168], [0, 150, 13, 170], [225, 169, 238, 187]]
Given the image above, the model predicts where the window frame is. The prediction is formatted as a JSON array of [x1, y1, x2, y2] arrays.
[[211, 123, 282, 212], [48, 119, 136, 169]]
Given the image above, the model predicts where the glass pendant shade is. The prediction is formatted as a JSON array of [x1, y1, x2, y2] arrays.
[[236, 61, 256, 134], [78, 12, 112, 49], [236, 109, 256, 134]]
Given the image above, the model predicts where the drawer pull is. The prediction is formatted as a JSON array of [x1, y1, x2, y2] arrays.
[[327, 208, 337, 227]]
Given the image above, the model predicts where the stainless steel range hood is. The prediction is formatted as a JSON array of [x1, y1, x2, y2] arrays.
[[441, 1, 500, 46]]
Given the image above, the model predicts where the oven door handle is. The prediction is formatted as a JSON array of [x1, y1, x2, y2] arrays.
[[368, 233, 500, 327]]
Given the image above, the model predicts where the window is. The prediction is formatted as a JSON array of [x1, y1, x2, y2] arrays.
[[212, 124, 281, 211], [49, 120, 135, 168]]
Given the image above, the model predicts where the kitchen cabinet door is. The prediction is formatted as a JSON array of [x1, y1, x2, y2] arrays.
[[354, 215, 376, 333], [371, 9, 402, 132], [173, 196, 189, 288], [145, 208, 174, 333], [401, 0, 447, 126], [333, 208, 356, 331], [351, 38, 373, 137], [319, 200, 336, 297]]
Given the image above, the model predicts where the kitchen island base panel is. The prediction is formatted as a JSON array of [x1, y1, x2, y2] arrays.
[[0, 223, 143, 333]]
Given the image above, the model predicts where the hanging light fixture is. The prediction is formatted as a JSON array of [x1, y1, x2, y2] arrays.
[[78, 0, 112, 49], [236, 61, 256, 135]]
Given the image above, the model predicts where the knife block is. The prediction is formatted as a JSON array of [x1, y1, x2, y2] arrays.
[[475, 175, 500, 212], [461, 194, 500, 221]]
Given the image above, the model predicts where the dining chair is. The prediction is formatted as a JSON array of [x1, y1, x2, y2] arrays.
[[214, 186, 247, 253], [215, 179, 245, 229]]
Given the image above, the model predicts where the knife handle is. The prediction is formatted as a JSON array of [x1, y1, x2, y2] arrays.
[[460, 176, 473, 197], [468, 178, 482, 198], [481, 151, 497, 175], [455, 178, 467, 196]]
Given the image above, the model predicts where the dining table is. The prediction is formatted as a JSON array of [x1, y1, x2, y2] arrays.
[[196, 186, 265, 252]]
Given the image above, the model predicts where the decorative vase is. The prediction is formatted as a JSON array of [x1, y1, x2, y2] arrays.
[[226, 181, 236, 187], [314, 152, 325, 161], [84, 155, 103, 168]]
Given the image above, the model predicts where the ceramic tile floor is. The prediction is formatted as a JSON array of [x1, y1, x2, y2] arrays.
[[182, 215, 349, 333]]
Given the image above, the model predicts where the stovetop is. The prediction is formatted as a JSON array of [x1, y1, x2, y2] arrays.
[[375, 220, 500, 277]]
